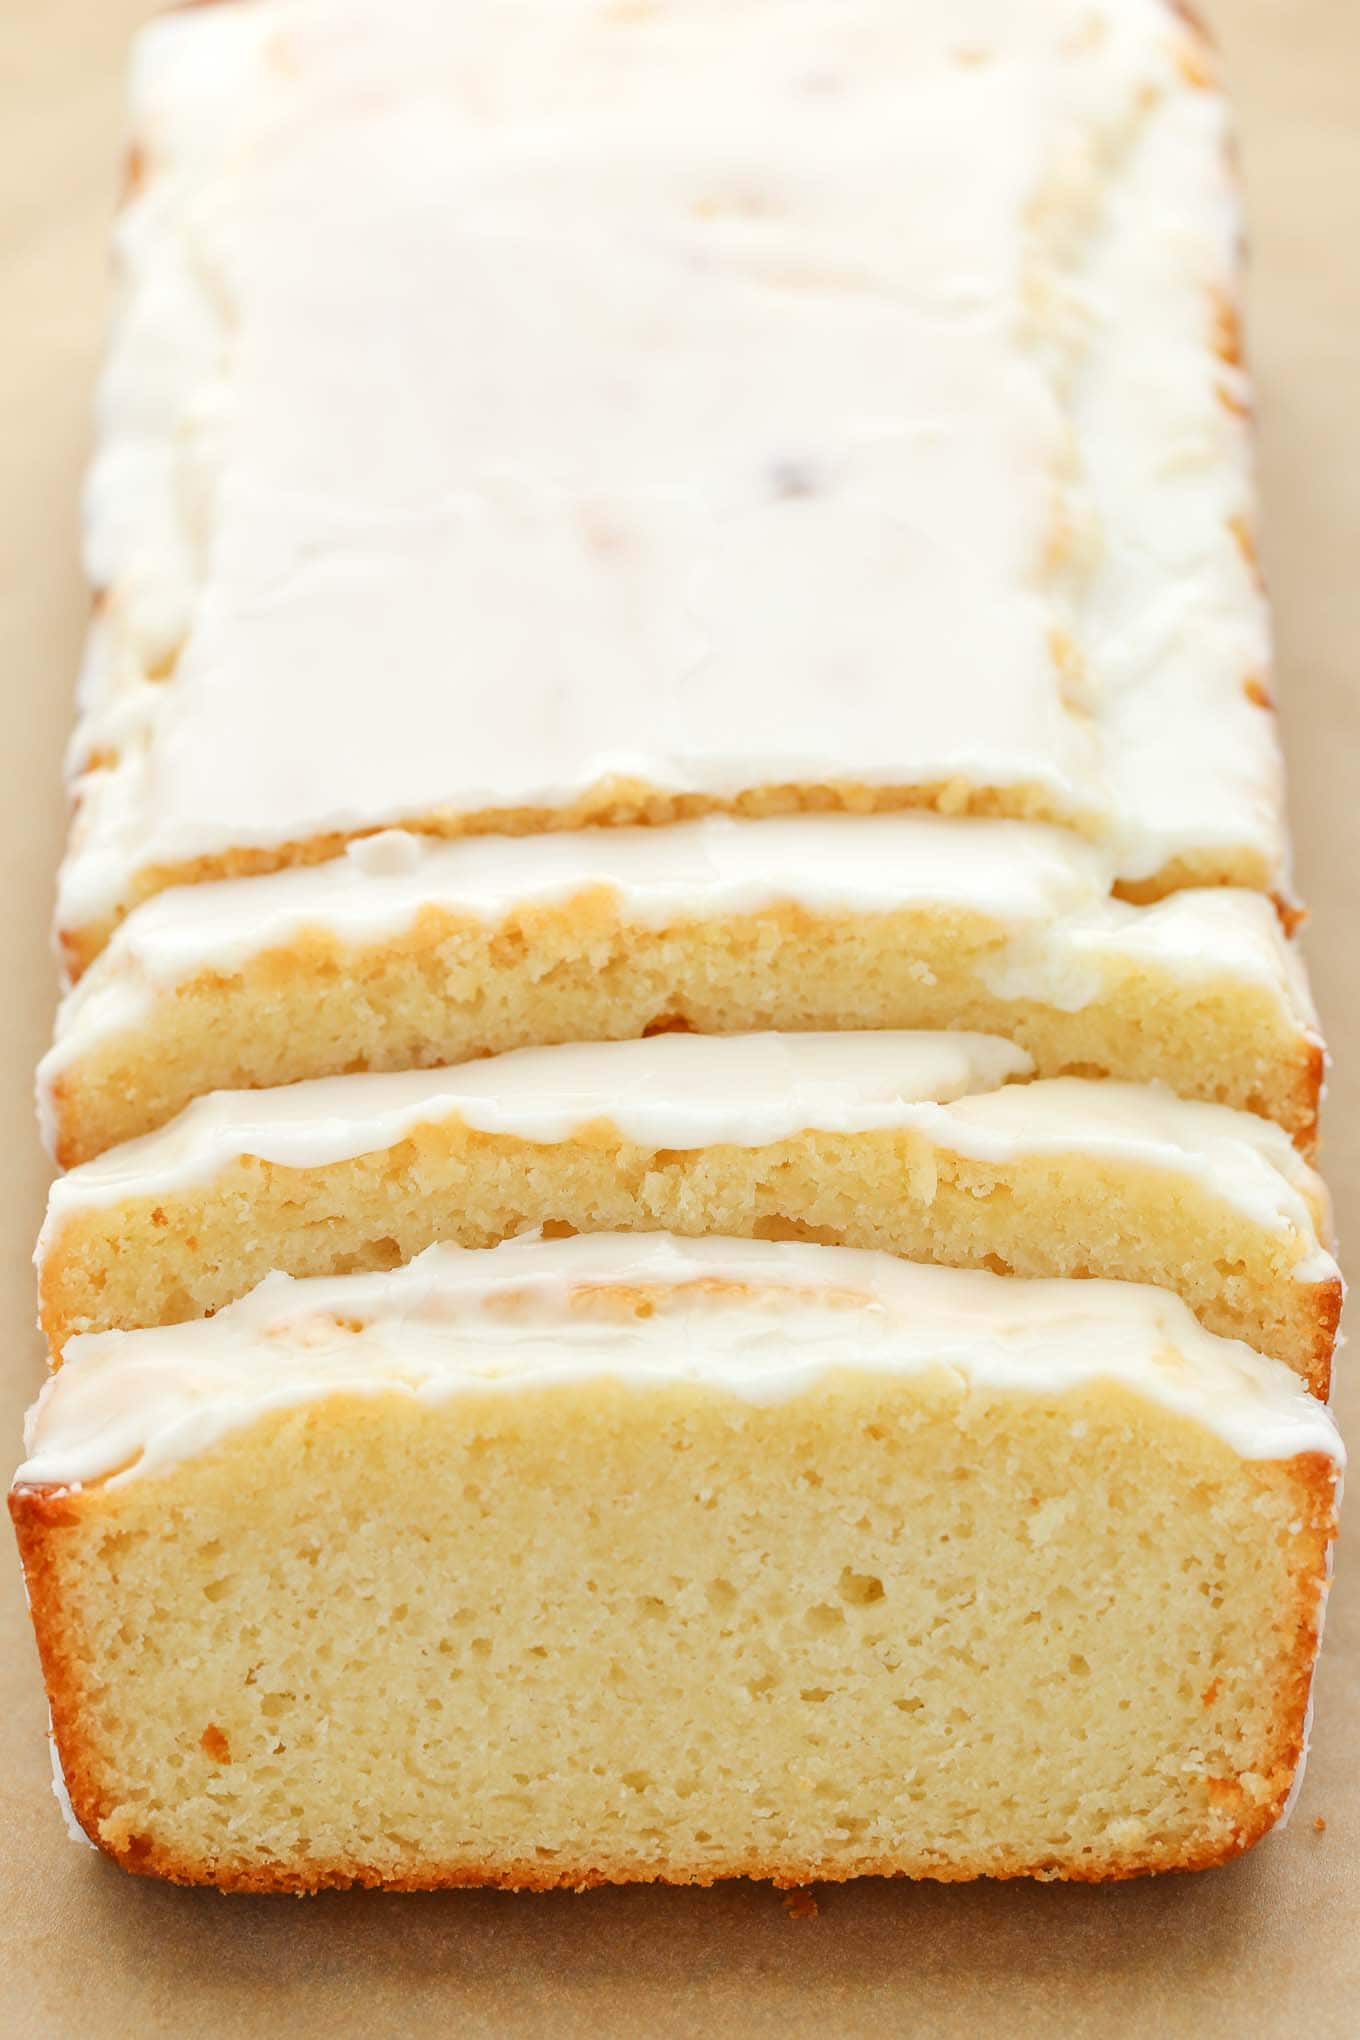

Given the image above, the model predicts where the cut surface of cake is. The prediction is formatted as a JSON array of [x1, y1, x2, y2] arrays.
[[43, 818, 1324, 1164], [60, 0, 1283, 971], [36, 1033, 1340, 1387], [13, 1235, 1340, 1893]]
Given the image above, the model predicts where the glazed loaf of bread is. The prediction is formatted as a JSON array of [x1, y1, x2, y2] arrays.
[[12, 0, 1342, 1898]]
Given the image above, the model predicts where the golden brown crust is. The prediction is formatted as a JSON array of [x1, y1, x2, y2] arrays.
[[1297, 1036, 1325, 1153], [2, 1762, 1305, 1895], [9, 1487, 107, 1864], [1166, 2, 1220, 91], [9, 1828, 1285, 1896], [1167, 1, 1216, 53], [1310, 1278, 1344, 1398]]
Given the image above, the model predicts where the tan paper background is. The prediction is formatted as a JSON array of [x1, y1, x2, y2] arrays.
[[1, 4, 1355, 2032]]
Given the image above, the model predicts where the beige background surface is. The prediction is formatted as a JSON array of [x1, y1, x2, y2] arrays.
[[1, 4, 1356, 2033]]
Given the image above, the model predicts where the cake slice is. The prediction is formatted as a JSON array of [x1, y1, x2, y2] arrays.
[[36, 1033, 1340, 1387], [41, 817, 1324, 1166], [60, 0, 1284, 972], [12, 1235, 1340, 1893]]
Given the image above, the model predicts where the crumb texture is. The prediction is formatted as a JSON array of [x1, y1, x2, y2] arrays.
[[47, 888, 1320, 1161], [15, 1377, 1332, 1891], [38, 1110, 1339, 1388]]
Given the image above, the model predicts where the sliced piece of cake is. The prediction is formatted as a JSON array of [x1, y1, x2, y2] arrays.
[[13, 1235, 1340, 1893], [61, 0, 1283, 972], [36, 1034, 1340, 1387], [42, 818, 1324, 1166]]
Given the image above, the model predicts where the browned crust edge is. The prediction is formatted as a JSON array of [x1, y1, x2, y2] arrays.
[[1167, 0, 1216, 53], [1299, 1036, 1325, 1157], [1309, 1275, 1344, 1400], [10, 1453, 1337, 1896]]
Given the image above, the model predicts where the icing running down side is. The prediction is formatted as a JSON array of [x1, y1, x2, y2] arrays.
[[37, 1034, 1335, 1276], [18, 1236, 1344, 1490], [59, 0, 1284, 945]]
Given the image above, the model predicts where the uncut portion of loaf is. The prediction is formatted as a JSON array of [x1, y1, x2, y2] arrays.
[[35, 1034, 1340, 1385], [60, 0, 1283, 970], [43, 819, 1324, 1166], [12, 1237, 1340, 1893]]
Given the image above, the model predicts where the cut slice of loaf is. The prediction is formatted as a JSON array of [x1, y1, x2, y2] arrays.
[[13, 1235, 1340, 1893], [43, 819, 1323, 1165], [36, 1033, 1340, 1387]]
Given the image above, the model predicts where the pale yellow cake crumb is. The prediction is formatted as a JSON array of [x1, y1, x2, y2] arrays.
[[13, 1370, 1333, 1892]]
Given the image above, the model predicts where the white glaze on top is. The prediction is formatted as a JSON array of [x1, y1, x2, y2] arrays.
[[40, 817, 1320, 1119], [58, 0, 1284, 945], [39, 1029, 1028, 1206], [36, 1034, 1335, 1285], [17, 1235, 1344, 1491]]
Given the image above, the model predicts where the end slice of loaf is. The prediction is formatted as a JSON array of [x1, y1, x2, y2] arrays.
[[12, 1235, 1340, 1893]]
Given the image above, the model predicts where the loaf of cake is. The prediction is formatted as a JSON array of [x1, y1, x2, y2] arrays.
[[12, 1236, 1341, 1893], [13, 0, 1341, 1899], [61, 0, 1282, 978], [36, 1033, 1339, 1386], [42, 818, 1323, 1167]]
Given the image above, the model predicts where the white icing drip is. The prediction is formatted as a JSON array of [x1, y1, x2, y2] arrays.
[[36, 1036, 1335, 1289], [17, 1236, 1344, 1491], [40, 816, 1320, 1102], [1067, 42, 1281, 883], [48, 1732, 95, 1852], [976, 882, 1317, 1022], [57, 0, 1284, 943]]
